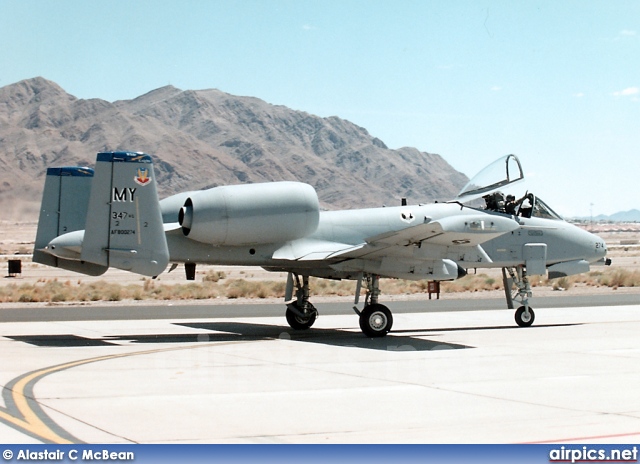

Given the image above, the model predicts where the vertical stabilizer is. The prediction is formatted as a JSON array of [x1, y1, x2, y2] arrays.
[[33, 166, 108, 276], [80, 152, 169, 277]]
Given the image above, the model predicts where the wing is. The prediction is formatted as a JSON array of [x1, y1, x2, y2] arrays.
[[272, 214, 518, 262], [365, 214, 519, 247], [272, 239, 366, 261]]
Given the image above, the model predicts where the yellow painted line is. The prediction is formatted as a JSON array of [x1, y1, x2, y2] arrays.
[[0, 344, 215, 444], [4, 357, 105, 443]]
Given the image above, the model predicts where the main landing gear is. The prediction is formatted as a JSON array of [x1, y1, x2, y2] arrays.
[[503, 266, 535, 327], [284, 272, 393, 337], [354, 274, 393, 338], [284, 273, 318, 330]]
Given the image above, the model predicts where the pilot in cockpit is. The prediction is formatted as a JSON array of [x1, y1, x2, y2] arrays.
[[507, 192, 534, 217], [505, 194, 527, 215], [484, 191, 532, 217]]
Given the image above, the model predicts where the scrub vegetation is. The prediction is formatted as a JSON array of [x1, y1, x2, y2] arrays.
[[1, 268, 639, 304]]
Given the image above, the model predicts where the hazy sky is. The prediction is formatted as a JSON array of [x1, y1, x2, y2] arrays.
[[1, 0, 638, 216]]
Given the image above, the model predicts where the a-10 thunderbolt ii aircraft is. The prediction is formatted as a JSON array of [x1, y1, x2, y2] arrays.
[[34, 152, 609, 337]]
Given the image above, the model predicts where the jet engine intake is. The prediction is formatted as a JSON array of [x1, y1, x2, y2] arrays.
[[179, 182, 320, 246]]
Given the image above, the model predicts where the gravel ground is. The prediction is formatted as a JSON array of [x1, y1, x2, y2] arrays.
[[2, 221, 639, 309]]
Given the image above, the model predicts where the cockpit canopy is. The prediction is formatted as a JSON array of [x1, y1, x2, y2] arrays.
[[456, 154, 524, 202], [454, 154, 563, 221]]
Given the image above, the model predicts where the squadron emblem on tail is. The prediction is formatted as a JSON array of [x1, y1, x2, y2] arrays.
[[134, 167, 151, 186]]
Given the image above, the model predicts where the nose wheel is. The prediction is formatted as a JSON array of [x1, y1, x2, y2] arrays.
[[505, 266, 537, 328], [515, 305, 535, 327]]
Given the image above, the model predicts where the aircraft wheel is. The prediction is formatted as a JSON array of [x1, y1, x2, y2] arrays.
[[515, 306, 535, 327], [359, 304, 393, 337], [285, 302, 317, 330]]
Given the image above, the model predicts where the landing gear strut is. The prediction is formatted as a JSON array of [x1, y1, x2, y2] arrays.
[[285, 273, 318, 330], [504, 266, 535, 327], [283, 272, 394, 337], [355, 274, 393, 337]]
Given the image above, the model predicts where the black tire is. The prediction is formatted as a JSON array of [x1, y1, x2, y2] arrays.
[[359, 304, 393, 337], [515, 306, 535, 327], [285, 302, 317, 330]]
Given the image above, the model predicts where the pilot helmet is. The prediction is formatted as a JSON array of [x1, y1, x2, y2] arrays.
[[506, 194, 515, 201]]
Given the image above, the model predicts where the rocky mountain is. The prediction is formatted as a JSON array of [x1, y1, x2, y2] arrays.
[[0, 77, 468, 220]]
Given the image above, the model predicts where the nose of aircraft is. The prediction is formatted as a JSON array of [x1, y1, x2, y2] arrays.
[[564, 224, 608, 265], [589, 232, 608, 263]]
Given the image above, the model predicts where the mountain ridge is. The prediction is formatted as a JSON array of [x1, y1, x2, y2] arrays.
[[571, 209, 640, 223], [0, 77, 468, 220]]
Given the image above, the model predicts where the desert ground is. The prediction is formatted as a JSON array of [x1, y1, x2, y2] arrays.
[[1, 221, 639, 306]]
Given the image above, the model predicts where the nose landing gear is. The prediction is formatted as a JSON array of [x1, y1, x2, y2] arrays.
[[515, 305, 535, 327], [504, 266, 535, 327]]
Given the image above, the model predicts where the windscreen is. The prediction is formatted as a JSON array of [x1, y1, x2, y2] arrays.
[[531, 197, 563, 220]]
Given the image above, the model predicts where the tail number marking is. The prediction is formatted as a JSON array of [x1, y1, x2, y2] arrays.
[[112, 212, 132, 220]]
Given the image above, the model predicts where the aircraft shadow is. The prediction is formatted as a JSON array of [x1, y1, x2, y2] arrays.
[[5, 322, 472, 352], [5, 322, 580, 350], [174, 321, 472, 352]]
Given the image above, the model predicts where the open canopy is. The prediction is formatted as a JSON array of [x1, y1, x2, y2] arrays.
[[455, 154, 524, 202]]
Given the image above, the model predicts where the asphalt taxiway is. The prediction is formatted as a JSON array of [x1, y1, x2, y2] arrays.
[[1, 297, 639, 444]]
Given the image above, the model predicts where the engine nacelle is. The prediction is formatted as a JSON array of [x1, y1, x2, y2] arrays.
[[179, 182, 320, 246]]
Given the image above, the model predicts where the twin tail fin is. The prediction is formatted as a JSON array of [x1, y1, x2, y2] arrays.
[[33, 152, 169, 277]]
